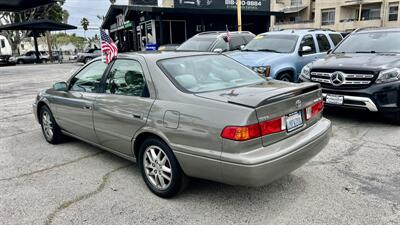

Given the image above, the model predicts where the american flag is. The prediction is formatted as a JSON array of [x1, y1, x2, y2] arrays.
[[100, 30, 118, 64]]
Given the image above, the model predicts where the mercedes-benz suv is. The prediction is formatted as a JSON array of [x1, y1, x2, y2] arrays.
[[300, 27, 400, 124]]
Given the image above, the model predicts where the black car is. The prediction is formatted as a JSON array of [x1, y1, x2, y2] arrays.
[[300, 27, 400, 124], [177, 31, 255, 52]]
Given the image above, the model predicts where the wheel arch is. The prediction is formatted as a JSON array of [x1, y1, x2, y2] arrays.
[[37, 101, 51, 123], [275, 68, 296, 81], [132, 130, 172, 159]]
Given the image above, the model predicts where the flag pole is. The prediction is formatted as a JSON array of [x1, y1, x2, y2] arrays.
[[100, 29, 105, 63]]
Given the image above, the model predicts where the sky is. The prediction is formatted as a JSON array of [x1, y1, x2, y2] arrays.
[[63, 0, 129, 37]]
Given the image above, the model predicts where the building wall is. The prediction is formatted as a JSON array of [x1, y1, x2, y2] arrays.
[[271, 0, 400, 31]]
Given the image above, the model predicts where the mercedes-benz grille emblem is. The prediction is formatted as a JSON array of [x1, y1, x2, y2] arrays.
[[331, 71, 345, 86]]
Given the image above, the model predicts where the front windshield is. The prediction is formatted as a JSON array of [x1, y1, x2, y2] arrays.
[[334, 31, 400, 53], [177, 37, 215, 51], [244, 34, 299, 53], [159, 55, 265, 93]]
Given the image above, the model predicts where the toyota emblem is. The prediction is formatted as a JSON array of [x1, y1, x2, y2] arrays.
[[331, 71, 345, 86]]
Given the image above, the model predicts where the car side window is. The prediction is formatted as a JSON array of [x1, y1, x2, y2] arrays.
[[316, 34, 331, 52], [300, 35, 317, 55], [105, 59, 149, 97], [329, 33, 343, 46], [69, 60, 107, 93], [212, 38, 228, 51]]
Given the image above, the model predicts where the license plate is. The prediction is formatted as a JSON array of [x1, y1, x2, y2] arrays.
[[326, 94, 344, 105], [286, 111, 303, 132]]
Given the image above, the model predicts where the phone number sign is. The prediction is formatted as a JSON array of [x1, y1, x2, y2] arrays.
[[173, 0, 269, 11]]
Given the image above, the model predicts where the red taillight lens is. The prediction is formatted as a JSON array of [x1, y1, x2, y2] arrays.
[[259, 117, 285, 136], [305, 100, 324, 120], [221, 117, 285, 141], [221, 124, 261, 141]]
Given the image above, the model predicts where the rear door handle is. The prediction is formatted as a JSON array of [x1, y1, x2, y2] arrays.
[[83, 105, 93, 110], [133, 113, 143, 119]]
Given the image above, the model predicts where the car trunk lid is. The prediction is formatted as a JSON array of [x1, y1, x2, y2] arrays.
[[196, 80, 323, 146]]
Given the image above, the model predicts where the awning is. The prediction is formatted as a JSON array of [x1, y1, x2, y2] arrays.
[[0, 19, 77, 31], [280, 6, 308, 14], [102, 4, 284, 29], [0, 0, 55, 11]]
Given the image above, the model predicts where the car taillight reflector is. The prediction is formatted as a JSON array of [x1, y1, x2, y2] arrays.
[[305, 100, 324, 120], [221, 117, 285, 141]]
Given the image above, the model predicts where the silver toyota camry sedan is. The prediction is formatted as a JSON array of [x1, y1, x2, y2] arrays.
[[33, 52, 331, 197]]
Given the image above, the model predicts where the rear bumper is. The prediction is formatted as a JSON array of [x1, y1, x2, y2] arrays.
[[219, 118, 331, 186]]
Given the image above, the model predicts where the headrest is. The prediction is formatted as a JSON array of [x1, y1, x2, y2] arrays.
[[175, 74, 197, 90]]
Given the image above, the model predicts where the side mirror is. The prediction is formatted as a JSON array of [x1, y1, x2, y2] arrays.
[[240, 45, 245, 50], [53, 82, 68, 91], [299, 46, 312, 56], [213, 48, 224, 53]]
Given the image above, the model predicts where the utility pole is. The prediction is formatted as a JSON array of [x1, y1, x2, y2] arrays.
[[237, 0, 242, 31]]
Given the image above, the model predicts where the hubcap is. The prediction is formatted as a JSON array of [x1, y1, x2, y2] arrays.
[[42, 111, 53, 139], [143, 145, 172, 190]]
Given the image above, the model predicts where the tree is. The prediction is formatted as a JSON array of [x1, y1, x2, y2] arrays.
[[0, 1, 66, 55], [110, 0, 117, 4], [80, 18, 90, 38]]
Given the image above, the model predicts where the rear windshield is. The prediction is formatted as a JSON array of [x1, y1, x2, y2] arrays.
[[244, 34, 299, 53], [158, 55, 265, 93], [334, 31, 400, 53], [177, 37, 215, 51]]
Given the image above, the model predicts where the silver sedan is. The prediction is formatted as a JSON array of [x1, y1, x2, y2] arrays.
[[33, 52, 331, 197]]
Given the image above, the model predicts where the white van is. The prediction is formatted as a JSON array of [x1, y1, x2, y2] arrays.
[[0, 35, 13, 65]]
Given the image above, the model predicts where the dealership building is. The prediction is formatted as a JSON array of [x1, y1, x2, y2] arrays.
[[101, 0, 278, 52]]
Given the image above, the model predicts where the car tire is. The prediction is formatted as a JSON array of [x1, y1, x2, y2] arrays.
[[17, 60, 24, 64], [138, 137, 188, 198], [39, 105, 64, 144], [84, 58, 91, 64], [277, 72, 293, 82], [41, 59, 47, 64]]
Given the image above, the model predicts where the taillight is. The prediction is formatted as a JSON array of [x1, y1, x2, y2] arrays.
[[221, 124, 261, 141], [259, 117, 285, 136], [221, 117, 285, 141], [305, 100, 324, 120]]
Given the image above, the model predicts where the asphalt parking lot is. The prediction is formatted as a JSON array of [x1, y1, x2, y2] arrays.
[[0, 63, 399, 225]]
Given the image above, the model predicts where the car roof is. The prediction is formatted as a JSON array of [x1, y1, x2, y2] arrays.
[[194, 31, 255, 38], [117, 51, 217, 61], [354, 27, 400, 34], [259, 29, 341, 36]]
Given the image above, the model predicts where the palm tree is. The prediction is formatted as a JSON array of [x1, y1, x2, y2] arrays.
[[80, 17, 89, 38], [110, 0, 116, 4]]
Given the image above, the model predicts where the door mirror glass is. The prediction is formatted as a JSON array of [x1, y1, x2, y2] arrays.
[[299, 46, 312, 56], [302, 46, 312, 52], [53, 82, 68, 91]]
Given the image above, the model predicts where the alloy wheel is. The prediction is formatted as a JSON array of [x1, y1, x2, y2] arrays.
[[42, 111, 54, 140], [143, 145, 172, 190]]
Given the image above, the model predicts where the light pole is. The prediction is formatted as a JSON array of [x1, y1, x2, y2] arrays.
[[237, 0, 242, 31]]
